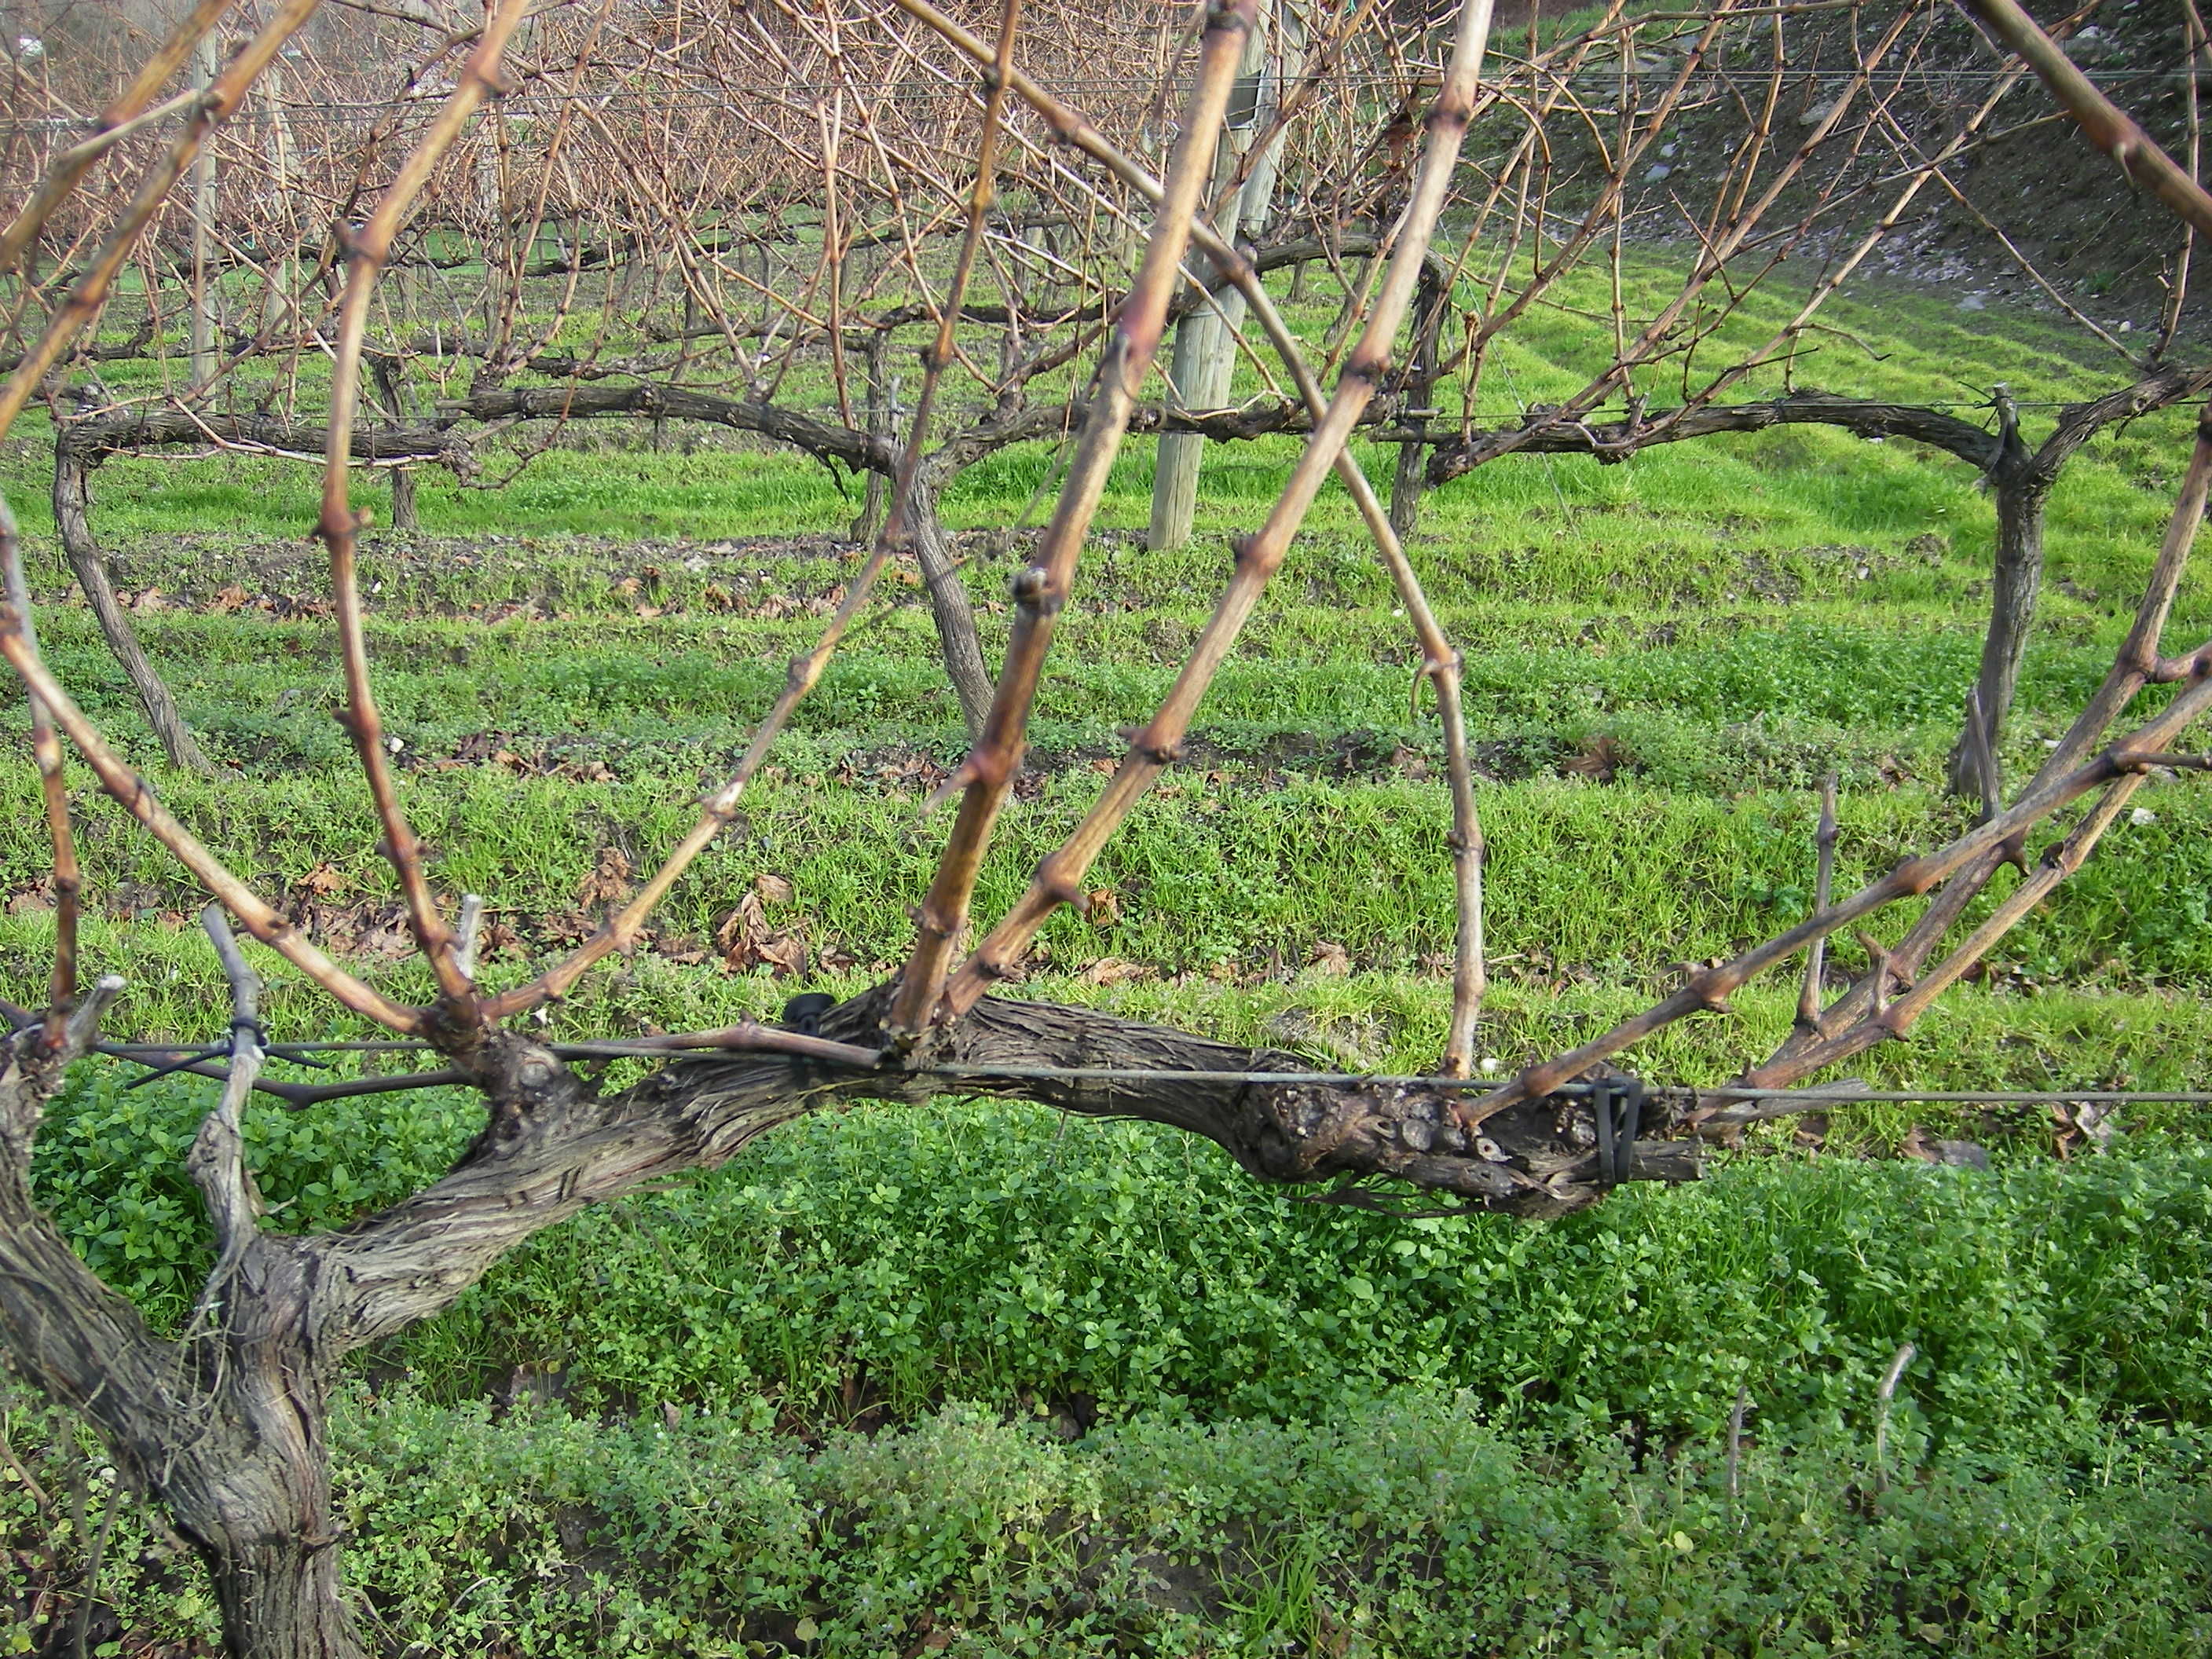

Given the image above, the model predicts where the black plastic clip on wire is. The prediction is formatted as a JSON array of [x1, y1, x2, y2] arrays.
[[1589, 1073, 1646, 1186]]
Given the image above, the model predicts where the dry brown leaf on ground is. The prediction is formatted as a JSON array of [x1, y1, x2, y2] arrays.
[[755, 935, 808, 977], [1562, 735, 1632, 782], [357, 906, 415, 959], [578, 848, 635, 910], [715, 888, 808, 977], [1082, 957, 1148, 986]]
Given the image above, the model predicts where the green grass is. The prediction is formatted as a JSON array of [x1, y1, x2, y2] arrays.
[[2, 252, 2202, 1303], [372, 1130, 2212, 1443], [10, 1382, 2211, 1657], [20, 1090, 2212, 1650], [6, 761, 2211, 1064], [31, 978, 2212, 1336]]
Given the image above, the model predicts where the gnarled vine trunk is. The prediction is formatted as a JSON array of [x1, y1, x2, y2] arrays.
[[169, 1246, 357, 1659], [0, 1031, 360, 1655], [10, 5, 2212, 1652]]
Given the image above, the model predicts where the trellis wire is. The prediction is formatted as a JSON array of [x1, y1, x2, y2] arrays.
[[57, 1031, 2212, 1108]]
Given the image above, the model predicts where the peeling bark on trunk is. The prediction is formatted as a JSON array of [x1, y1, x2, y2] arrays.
[[209, 1540, 358, 1659], [1387, 262, 1448, 539], [1946, 467, 2049, 798], [174, 1245, 358, 1658], [907, 482, 994, 739], [317, 992, 1701, 1352], [167, 1321, 357, 1658], [50, 439, 213, 773]]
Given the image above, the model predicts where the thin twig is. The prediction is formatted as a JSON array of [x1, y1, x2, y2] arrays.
[[1873, 1341, 1914, 1492], [318, 0, 533, 1024], [71, 1474, 121, 1659], [47, 86, 207, 178], [888, 0, 1264, 1038], [1727, 1386, 1750, 1521], [0, 0, 237, 273], [2110, 749, 2212, 771], [1750, 408, 2212, 1088], [1464, 667, 2212, 1126], [0, 1377, 59, 1529], [1796, 774, 1837, 1032], [2156, 0, 2207, 360], [1730, 771, 2168, 1095], [0, 597, 422, 1032], [892, 0, 1491, 1064], [940, 0, 1498, 1023], [1960, 0, 2212, 238], [482, 0, 1032, 1024]]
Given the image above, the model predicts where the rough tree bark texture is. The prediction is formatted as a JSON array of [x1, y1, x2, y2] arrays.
[[388, 456, 420, 533], [1946, 398, 2045, 797], [170, 1247, 356, 1659], [906, 478, 994, 738], [0, 987, 1691, 1651], [850, 334, 892, 544], [368, 356, 420, 533], [50, 438, 212, 773], [1387, 262, 1448, 538]]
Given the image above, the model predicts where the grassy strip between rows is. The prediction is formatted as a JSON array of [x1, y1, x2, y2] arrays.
[[2, 251, 2182, 565], [16, 975, 2212, 1650], [16, 599, 2199, 792], [5, 764, 2209, 1030], [7, 1382, 2209, 1657]]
